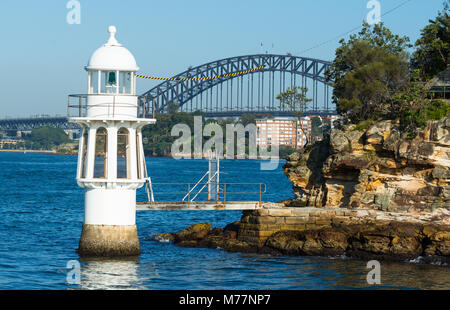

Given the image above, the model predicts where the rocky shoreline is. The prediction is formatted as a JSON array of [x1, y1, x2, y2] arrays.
[[154, 117, 450, 265], [154, 206, 449, 265]]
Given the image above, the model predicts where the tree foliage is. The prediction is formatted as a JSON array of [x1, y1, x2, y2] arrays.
[[276, 86, 311, 118], [278, 145, 297, 159], [26, 126, 70, 149], [240, 113, 272, 126], [411, 2, 450, 80], [310, 117, 323, 138], [167, 102, 180, 114], [326, 22, 411, 123], [394, 70, 450, 137], [142, 112, 196, 156], [277, 86, 312, 145]]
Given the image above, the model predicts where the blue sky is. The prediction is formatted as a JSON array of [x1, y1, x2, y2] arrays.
[[0, 0, 445, 117]]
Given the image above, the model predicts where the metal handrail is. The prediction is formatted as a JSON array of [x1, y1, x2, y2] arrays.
[[188, 171, 218, 202], [67, 94, 155, 118], [181, 171, 208, 201], [145, 177, 155, 202]]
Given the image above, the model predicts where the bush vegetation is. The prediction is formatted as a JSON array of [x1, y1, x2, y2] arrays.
[[326, 3, 450, 136]]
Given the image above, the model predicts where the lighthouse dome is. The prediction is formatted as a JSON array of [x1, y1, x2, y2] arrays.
[[86, 26, 139, 72]]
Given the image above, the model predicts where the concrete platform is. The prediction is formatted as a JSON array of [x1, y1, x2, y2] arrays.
[[136, 201, 264, 211]]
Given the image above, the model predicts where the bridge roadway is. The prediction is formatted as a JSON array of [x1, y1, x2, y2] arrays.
[[0, 116, 80, 131], [202, 110, 337, 118]]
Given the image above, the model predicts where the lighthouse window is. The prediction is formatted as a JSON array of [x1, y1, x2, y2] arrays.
[[119, 72, 132, 94], [89, 71, 98, 94], [94, 127, 107, 178], [101, 71, 117, 94], [117, 128, 130, 179]]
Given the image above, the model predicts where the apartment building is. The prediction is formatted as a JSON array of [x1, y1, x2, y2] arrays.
[[256, 115, 339, 150], [256, 117, 299, 149]]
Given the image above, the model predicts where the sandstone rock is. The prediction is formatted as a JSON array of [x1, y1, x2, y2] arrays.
[[162, 208, 450, 264], [153, 233, 175, 242], [433, 166, 450, 180], [346, 130, 365, 151], [265, 231, 305, 255], [283, 117, 449, 214], [175, 222, 212, 241], [286, 152, 300, 162], [330, 129, 349, 153]]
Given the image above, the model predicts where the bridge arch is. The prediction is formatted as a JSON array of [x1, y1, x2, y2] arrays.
[[139, 54, 335, 117]]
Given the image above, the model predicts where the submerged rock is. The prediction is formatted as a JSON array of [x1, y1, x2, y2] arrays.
[[153, 233, 175, 243]]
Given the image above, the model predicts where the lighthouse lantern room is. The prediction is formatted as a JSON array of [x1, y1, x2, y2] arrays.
[[69, 26, 156, 257]]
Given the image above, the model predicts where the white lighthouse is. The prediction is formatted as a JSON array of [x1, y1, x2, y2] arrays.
[[69, 26, 156, 256]]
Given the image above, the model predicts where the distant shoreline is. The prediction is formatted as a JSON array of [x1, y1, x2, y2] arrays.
[[0, 149, 57, 154], [0, 149, 285, 160]]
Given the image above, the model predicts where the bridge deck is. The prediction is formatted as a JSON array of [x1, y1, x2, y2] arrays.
[[136, 201, 263, 211]]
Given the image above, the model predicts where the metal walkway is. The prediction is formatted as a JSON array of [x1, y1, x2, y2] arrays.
[[138, 153, 267, 211], [136, 201, 264, 211]]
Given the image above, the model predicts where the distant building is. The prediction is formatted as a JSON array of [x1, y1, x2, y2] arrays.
[[0, 138, 22, 149], [256, 117, 299, 150], [428, 68, 450, 99], [256, 114, 340, 150]]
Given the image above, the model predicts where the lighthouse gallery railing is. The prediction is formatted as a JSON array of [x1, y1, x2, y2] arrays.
[[67, 94, 155, 119]]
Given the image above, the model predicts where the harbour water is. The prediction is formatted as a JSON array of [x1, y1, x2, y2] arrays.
[[0, 152, 448, 290]]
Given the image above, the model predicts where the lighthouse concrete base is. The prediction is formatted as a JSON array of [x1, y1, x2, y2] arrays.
[[77, 224, 141, 257]]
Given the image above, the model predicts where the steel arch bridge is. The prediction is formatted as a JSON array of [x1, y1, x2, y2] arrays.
[[140, 54, 335, 117]]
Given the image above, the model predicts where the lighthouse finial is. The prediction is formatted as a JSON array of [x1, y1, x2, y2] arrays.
[[106, 25, 120, 46]]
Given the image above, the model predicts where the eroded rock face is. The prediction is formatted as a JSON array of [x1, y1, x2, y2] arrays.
[[283, 117, 450, 213]]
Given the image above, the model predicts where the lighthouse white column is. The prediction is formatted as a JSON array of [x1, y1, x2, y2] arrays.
[[85, 127, 97, 179], [128, 127, 138, 179], [107, 126, 118, 180], [137, 130, 145, 179], [76, 127, 86, 179]]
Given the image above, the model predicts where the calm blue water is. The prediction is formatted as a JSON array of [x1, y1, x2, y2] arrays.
[[0, 152, 448, 290]]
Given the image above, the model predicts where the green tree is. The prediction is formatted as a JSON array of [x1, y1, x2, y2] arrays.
[[167, 102, 180, 114], [27, 126, 70, 150], [276, 86, 311, 118], [278, 145, 297, 159], [326, 22, 411, 123], [277, 86, 312, 145], [142, 112, 196, 156], [394, 70, 450, 138], [411, 2, 450, 80], [310, 117, 323, 139], [239, 113, 273, 126]]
